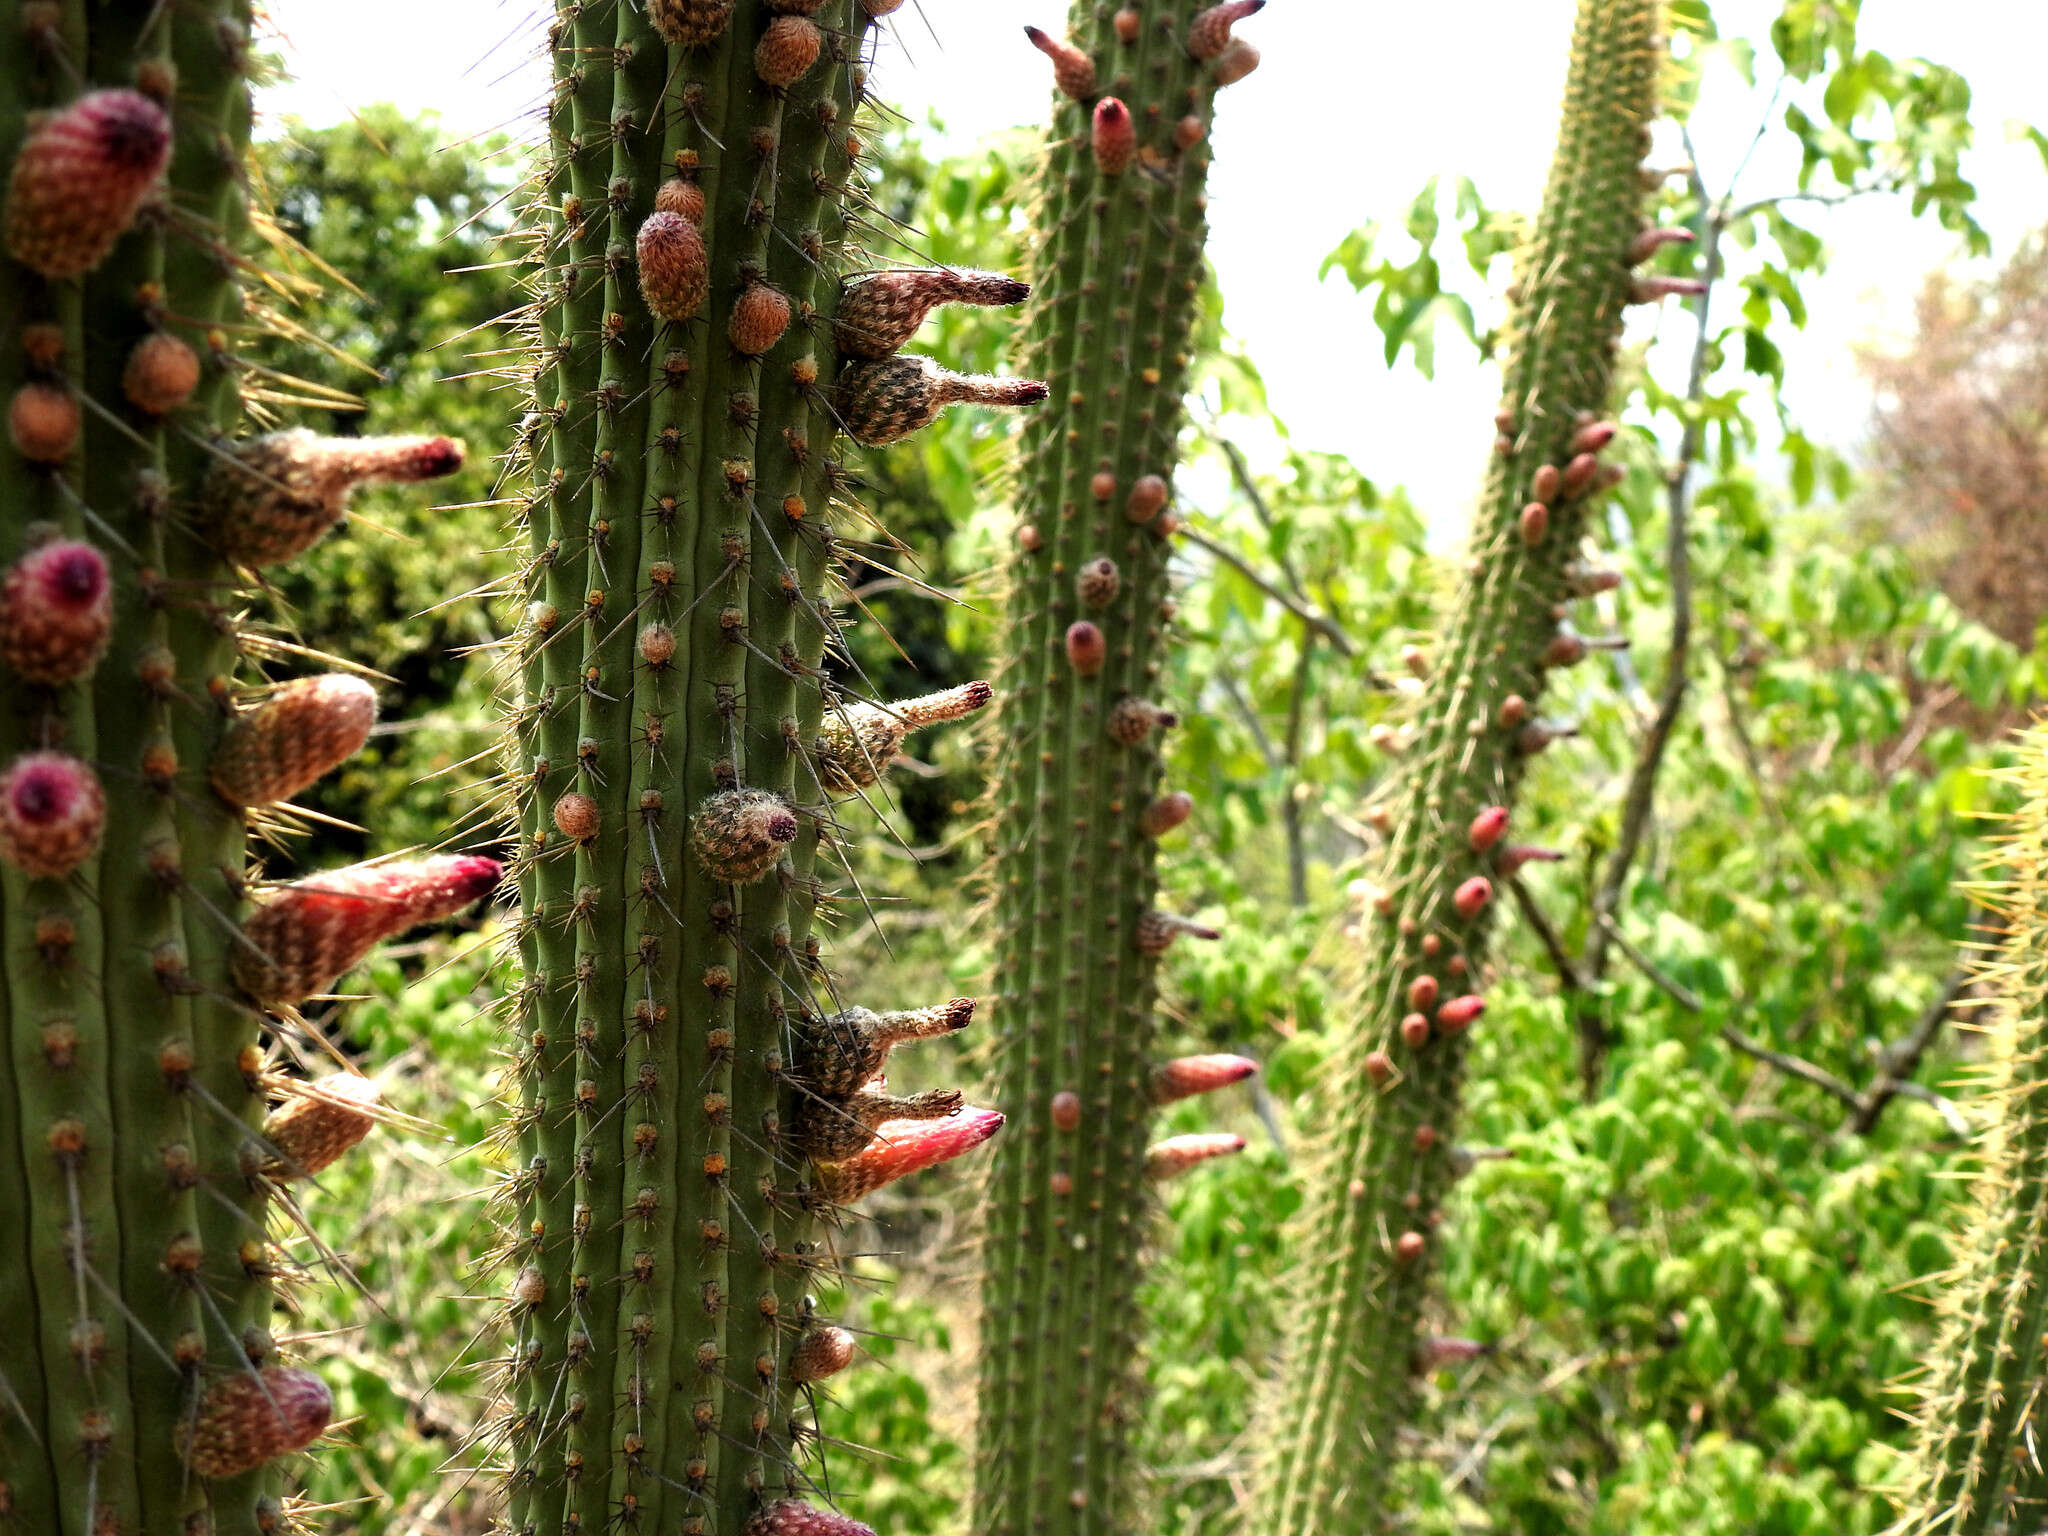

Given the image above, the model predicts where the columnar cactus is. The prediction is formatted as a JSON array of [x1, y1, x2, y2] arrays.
[[495, 6, 1037, 1535], [974, 4, 1264, 1532], [1249, 3, 1674, 1531], [0, 4, 469, 1532], [1889, 725, 2048, 1535]]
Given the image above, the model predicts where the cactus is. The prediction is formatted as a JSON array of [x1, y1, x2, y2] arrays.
[[973, 3, 1264, 1532], [1247, 3, 1669, 1531], [0, 4, 471, 1532], [1888, 725, 2048, 1534], [493, 6, 1038, 1535]]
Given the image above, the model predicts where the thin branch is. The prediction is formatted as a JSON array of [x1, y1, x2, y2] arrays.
[[1215, 433, 1315, 602], [1850, 970, 1966, 1135], [1180, 523, 1358, 659], [1597, 913, 1702, 1014], [1508, 874, 1581, 991], [1211, 660, 1278, 768], [1721, 1023, 1865, 1112], [1281, 633, 1317, 909]]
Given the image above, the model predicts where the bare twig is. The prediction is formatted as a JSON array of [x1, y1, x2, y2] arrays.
[[1721, 1023, 1865, 1112], [1597, 913, 1703, 1014], [1282, 634, 1317, 908], [1850, 970, 1966, 1135], [1181, 523, 1357, 659], [1508, 874, 1581, 991]]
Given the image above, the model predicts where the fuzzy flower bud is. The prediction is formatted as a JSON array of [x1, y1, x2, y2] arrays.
[[745, 1501, 878, 1536], [211, 675, 379, 807], [1150, 1053, 1259, 1106], [1107, 697, 1177, 746], [123, 332, 202, 416], [0, 752, 104, 879], [797, 1086, 965, 1163], [1145, 1132, 1246, 1181], [0, 539, 112, 685], [692, 788, 799, 884], [796, 997, 976, 1101], [1135, 910, 1220, 955], [638, 210, 710, 322], [1091, 98, 1136, 176], [1452, 876, 1493, 920], [816, 681, 993, 794], [8, 382, 79, 463], [233, 854, 502, 1006], [1436, 994, 1485, 1033], [1066, 621, 1106, 677], [1631, 274, 1707, 303], [1628, 226, 1695, 264], [1469, 805, 1509, 853], [835, 354, 1048, 446], [654, 176, 706, 224], [814, 1106, 1004, 1203], [1212, 39, 1260, 85], [649, 0, 734, 46], [4, 89, 172, 279], [789, 1326, 857, 1384], [1496, 844, 1564, 876], [1140, 790, 1193, 837], [177, 1366, 332, 1479], [834, 267, 1030, 359], [1125, 473, 1170, 523], [261, 1073, 380, 1179], [755, 15, 822, 86], [729, 281, 793, 355], [1024, 25, 1097, 99], [1187, 0, 1264, 60], [1077, 556, 1120, 608], [202, 430, 465, 568]]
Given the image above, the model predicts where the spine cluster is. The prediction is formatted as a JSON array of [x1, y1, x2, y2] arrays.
[[974, 4, 1264, 1533], [0, 4, 470, 1533], [1249, 3, 1678, 1531], [496, 5, 1039, 1535], [1890, 725, 2048, 1535]]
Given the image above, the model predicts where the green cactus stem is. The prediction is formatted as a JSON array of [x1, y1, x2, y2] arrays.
[[1888, 726, 2048, 1534], [1248, 3, 1667, 1531], [494, 6, 1037, 1535], [974, 3, 1265, 1533], [0, 5, 470, 1533]]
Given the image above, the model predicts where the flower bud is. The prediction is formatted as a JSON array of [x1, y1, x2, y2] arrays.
[[1452, 876, 1492, 920], [1436, 994, 1485, 1033], [1144, 1132, 1245, 1181], [1092, 97, 1135, 176], [1024, 25, 1097, 98], [1140, 791, 1193, 837]]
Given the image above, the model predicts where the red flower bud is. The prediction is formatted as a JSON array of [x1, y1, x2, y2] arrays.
[[1452, 877, 1492, 920], [1469, 805, 1508, 853], [1150, 1053, 1258, 1105], [0, 539, 111, 685], [1144, 1132, 1246, 1181], [1024, 24, 1097, 98], [1399, 1013, 1430, 1048], [1407, 975, 1439, 1012], [1092, 97, 1136, 176], [1140, 791, 1193, 837], [1364, 1050, 1394, 1086], [1436, 994, 1485, 1033], [1066, 620, 1106, 677], [1496, 844, 1564, 876]]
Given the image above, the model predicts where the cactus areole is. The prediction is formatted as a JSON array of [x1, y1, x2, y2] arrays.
[[975, 2, 1265, 1533], [498, 5, 1031, 1536], [1251, 2, 1669, 1531], [0, 3, 473, 1533]]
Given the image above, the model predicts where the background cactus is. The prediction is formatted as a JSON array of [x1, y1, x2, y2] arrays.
[[1248, 3, 1674, 1530], [973, 4, 1264, 1532], [494, 5, 1037, 1534], [1889, 724, 2048, 1535], [0, 3, 468, 1532]]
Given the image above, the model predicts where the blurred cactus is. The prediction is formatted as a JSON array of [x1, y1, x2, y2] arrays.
[[0, 4, 469, 1532], [491, 5, 1040, 1534], [974, 3, 1265, 1532], [1248, 2, 1672, 1531]]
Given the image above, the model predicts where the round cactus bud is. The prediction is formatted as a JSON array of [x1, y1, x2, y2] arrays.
[[834, 267, 1029, 360], [1414, 1124, 1438, 1153], [835, 354, 1048, 447], [1135, 910, 1219, 955], [1145, 1132, 1246, 1181], [649, 0, 734, 46], [1140, 790, 1193, 837], [789, 1326, 857, 1384], [814, 1106, 1004, 1203], [233, 854, 502, 1006], [1452, 876, 1493, 920], [1024, 25, 1097, 99], [1530, 464, 1560, 503], [729, 281, 792, 355], [1091, 97, 1136, 176], [0, 752, 105, 879], [755, 15, 822, 86], [210, 674, 379, 808], [653, 176, 706, 223], [1107, 697, 1176, 746], [1019, 524, 1043, 552], [1125, 474, 1169, 523], [1050, 1090, 1082, 1131], [552, 791, 602, 843], [692, 788, 799, 884], [4, 88, 172, 279], [8, 382, 78, 463], [745, 1500, 878, 1536], [1174, 115, 1206, 151], [1497, 694, 1529, 730], [1518, 501, 1549, 545], [1407, 975, 1439, 1012], [1076, 556, 1121, 609], [1212, 39, 1260, 85], [1572, 419, 1618, 454], [1187, 0, 1264, 60], [177, 1366, 332, 1479], [1364, 1050, 1394, 1087], [1050, 1170, 1074, 1196], [816, 681, 993, 794], [1399, 1013, 1430, 1048], [1436, 994, 1485, 1034], [261, 1073, 380, 1179], [638, 210, 709, 323], [1066, 620, 1107, 677], [1090, 470, 1117, 501], [201, 430, 466, 568], [1394, 1231, 1426, 1264], [1469, 805, 1509, 854], [122, 332, 202, 415], [1561, 451, 1599, 496], [638, 622, 677, 668], [1150, 1053, 1258, 1106], [1114, 6, 1141, 42], [0, 539, 112, 685]]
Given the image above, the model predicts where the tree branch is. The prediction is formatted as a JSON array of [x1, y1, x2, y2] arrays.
[[1721, 1023, 1865, 1112], [1508, 874, 1581, 991], [1850, 970, 1966, 1135], [1597, 912, 1703, 1013], [1180, 523, 1358, 659]]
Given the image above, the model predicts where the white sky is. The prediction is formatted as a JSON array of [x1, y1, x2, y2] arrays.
[[260, 1, 2048, 521]]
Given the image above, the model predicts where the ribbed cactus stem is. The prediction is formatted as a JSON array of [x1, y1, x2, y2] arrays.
[[1889, 727, 2048, 1534], [499, 7, 1030, 1534], [975, 3, 1261, 1532], [1248, 4, 1664, 1532], [0, 4, 466, 1531]]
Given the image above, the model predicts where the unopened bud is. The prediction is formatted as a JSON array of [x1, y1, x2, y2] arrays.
[[1140, 790, 1193, 837], [1468, 805, 1508, 853], [638, 210, 709, 322], [1530, 464, 1560, 503], [8, 383, 78, 464], [1135, 910, 1219, 955], [1108, 697, 1176, 746], [1150, 1053, 1258, 1105], [123, 332, 202, 416], [1364, 1050, 1394, 1086], [1125, 473, 1169, 523], [1394, 1230, 1426, 1264], [1066, 620, 1106, 677], [0, 751, 105, 879], [177, 1366, 332, 1479], [1212, 39, 1259, 85], [1436, 994, 1485, 1033], [1452, 877, 1492, 920], [789, 1326, 856, 1384], [693, 788, 798, 884], [1092, 97, 1136, 176], [1024, 25, 1096, 98], [1518, 501, 1548, 545], [4, 89, 172, 279], [1399, 1013, 1430, 1048], [1632, 274, 1707, 303], [1571, 420, 1617, 455], [1187, 0, 1263, 60], [1496, 844, 1563, 876], [1144, 1132, 1245, 1181], [0, 539, 111, 685], [1628, 226, 1695, 264], [1561, 452, 1598, 496], [1564, 562, 1622, 596]]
